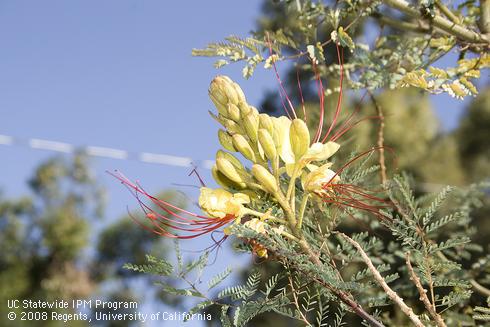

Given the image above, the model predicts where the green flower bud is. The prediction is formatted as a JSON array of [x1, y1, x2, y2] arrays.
[[218, 130, 236, 152], [259, 114, 274, 135], [290, 119, 310, 161], [243, 112, 259, 143], [232, 82, 247, 104], [216, 157, 244, 184], [210, 75, 239, 105], [211, 165, 245, 190], [216, 150, 244, 171], [252, 164, 278, 193], [232, 134, 256, 162], [223, 118, 243, 134], [238, 101, 251, 116], [209, 93, 228, 117], [258, 129, 277, 161], [209, 83, 228, 107], [227, 103, 241, 122]]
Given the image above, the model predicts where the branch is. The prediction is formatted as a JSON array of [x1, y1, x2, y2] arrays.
[[471, 279, 490, 297], [373, 13, 430, 33], [296, 238, 385, 327], [406, 253, 447, 327], [480, 0, 490, 35], [368, 92, 387, 185], [338, 233, 424, 327], [435, 0, 460, 25], [384, 0, 489, 44]]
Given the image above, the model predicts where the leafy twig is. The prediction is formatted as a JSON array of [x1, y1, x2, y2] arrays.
[[337, 233, 424, 327], [406, 252, 447, 327]]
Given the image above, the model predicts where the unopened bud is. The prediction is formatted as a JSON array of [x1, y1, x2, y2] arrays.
[[223, 118, 243, 134], [227, 103, 241, 122], [258, 129, 277, 161], [232, 134, 256, 162], [238, 101, 251, 116], [212, 165, 245, 190], [210, 75, 239, 105], [259, 114, 274, 135], [216, 150, 244, 171], [209, 93, 228, 117], [232, 82, 247, 104], [216, 157, 244, 184], [243, 112, 259, 143], [218, 130, 236, 152], [252, 164, 278, 193], [209, 83, 228, 107], [290, 119, 310, 160]]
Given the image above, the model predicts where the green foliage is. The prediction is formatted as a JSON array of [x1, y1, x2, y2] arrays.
[[193, 0, 489, 97]]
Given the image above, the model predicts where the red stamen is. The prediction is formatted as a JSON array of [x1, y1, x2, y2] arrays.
[[312, 61, 326, 143], [296, 63, 307, 122], [109, 171, 237, 239], [266, 32, 296, 119], [321, 44, 344, 143]]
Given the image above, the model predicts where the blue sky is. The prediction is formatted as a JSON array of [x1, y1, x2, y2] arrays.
[[0, 1, 473, 325]]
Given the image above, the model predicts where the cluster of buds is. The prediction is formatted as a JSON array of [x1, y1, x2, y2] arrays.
[[204, 75, 347, 257], [209, 76, 341, 198], [116, 74, 391, 258]]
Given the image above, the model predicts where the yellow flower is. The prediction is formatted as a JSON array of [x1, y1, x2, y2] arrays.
[[198, 187, 250, 219], [303, 141, 340, 161], [302, 164, 340, 194], [272, 117, 340, 168]]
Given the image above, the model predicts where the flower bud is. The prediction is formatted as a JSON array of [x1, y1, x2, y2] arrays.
[[216, 157, 244, 184], [212, 165, 245, 190], [218, 130, 236, 152], [238, 101, 251, 116], [243, 112, 259, 143], [223, 118, 243, 134], [209, 93, 229, 117], [252, 164, 278, 193], [259, 114, 274, 135], [209, 83, 227, 108], [290, 119, 310, 161], [216, 150, 244, 171], [249, 106, 259, 116], [232, 82, 247, 104], [271, 116, 294, 164], [227, 103, 241, 122], [258, 129, 277, 161], [232, 134, 256, 162], [209, 75, 239, 105]]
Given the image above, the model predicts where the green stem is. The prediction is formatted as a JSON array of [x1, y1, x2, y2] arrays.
[[243, 208, 288, 224], [296, 194, 310, 233], [286, 166, 299, 201]]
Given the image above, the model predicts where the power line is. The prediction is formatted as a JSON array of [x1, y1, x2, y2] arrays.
[[1, 133, 214, 169], [1, 133, 453, 192]]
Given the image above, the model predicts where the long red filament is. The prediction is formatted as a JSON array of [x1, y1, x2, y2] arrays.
[[266, 33, 296, 119], [109, 171, 236, 239], [312, 61, 325, 143], [321, 44, 344, 143]]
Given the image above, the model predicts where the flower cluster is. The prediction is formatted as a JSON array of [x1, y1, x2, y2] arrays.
[[115, 75, 390, 258]]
